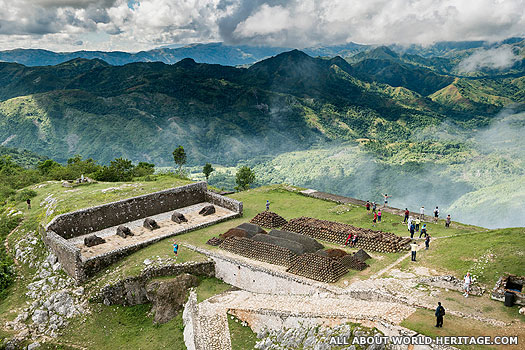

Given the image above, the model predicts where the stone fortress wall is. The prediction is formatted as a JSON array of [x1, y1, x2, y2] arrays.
[[40, 182, 242, 283]]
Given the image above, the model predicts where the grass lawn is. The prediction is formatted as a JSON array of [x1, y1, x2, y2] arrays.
[[55, 303, 186, 350], [228, 314, 258, 350], [401, 308, 525, 350], [397, 227, 525, 287]]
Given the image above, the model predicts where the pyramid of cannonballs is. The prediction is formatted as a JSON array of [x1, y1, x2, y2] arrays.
[[206, 237, 223, 246], [250, 211, 288, 228], [282, 217, 410, 253], [286, 253, 348, 283], [219, 236, 296, 268], [338, 254, 369, 271]]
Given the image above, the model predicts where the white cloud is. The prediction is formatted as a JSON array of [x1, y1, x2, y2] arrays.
[[456, 45, 522, 72], [0, 0, 523, 51]]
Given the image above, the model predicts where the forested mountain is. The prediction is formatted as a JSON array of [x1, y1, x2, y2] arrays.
[[0, 45, 524, 228]]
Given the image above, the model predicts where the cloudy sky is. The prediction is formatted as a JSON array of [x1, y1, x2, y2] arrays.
[[0, 0, 524, 52]]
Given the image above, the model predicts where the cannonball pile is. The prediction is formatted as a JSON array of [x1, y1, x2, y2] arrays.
[[282, 217, 410, 253], [219, 236, 296, 268], [286, 253, 348, 283], [338, 254, 369, 271], [250, 211, 288, 228]]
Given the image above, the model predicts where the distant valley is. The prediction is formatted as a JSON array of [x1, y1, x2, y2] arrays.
[[1, 39, 524, 228]]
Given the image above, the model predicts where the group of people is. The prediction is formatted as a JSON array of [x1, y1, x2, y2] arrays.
[[365, 201, 382, 226]]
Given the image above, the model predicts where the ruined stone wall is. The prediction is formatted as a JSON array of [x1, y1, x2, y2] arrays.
[[47, 182, 208, 239], [94, 261, 215, 305], [206, 191, 243, 215], [39, 225, 81, 279]]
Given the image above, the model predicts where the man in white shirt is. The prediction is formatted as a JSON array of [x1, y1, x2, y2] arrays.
[[463, 272, 472, 297], [420, 206, 425, 219]]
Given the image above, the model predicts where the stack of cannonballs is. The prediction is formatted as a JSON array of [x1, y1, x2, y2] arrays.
[[219, 236, 297, 268], [286, 253, 348, 283], [338, 255, 368, 271], [250, 211, 288, 228], [282, 217, 410, 253]]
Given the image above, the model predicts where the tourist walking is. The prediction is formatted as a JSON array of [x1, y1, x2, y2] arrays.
[[425, 235, 430, 250], [419, 224, 427, 238], [266, 200, 270, 211], [26, 198, 31, 210], [382, 193, 392, 207], [404, 208, 409, 222], [410, 241, 418, 261], [419, 206, 425, 219], [435, 302, 445, 327], [433, 206, 439, 223], [377, 209, 382, 222], [409, 223, 415, 239], [366, 201, 370, 211], [445, 215, 451, 228], [463, 272, 472, 297]]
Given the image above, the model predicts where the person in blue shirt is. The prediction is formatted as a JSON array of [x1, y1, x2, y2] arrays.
[[173, 241, 179, 259], [266, 200, 270, 211]]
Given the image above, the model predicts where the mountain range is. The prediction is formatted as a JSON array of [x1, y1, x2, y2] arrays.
[[0, 41, 524, 228]]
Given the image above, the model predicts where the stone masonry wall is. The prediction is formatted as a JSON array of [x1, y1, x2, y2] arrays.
[[186, 245, 335, 295], [206, 191, 243, 215], [47, 182, 208, 239], [39, 225, 81, 279], [42, 183, 242, 283]]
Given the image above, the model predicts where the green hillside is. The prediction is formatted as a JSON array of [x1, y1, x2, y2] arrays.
[[0, 49, 524, 228]]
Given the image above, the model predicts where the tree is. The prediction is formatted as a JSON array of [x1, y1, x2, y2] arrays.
[[172, 145, 186, 175], [202, 163, 214, 182], [37, 159, 60, 175], [235, 166, 255, 191], [133, 162, 155, 177]]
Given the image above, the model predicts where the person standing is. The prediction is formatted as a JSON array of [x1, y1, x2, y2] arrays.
[[382, 193, 392, 207], [425, 235, 430, 250], [366, 201, 370, 212], [415, 217, 421, 232], [173, 241, 179, 260], [404, 208, 409, 223], [463, 272, 472, 297], [373, 211, 377, 226], [445, 215, 451, 228], [410, 222, 415, 239], [26, 198, 31, 210], [377, 209, 382, 222], [372, 202, 377, 213], [419, 206, 425, 220], [266, 200, 270, 211], [344, 232, 353, 246], [419, 224, 427, 238], [410, 241, 418, 261], [435, 302, 445, 327], [433, 206, 439, 223]]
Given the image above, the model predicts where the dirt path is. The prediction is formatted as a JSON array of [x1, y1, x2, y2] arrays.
[[4, 220, 23, 265]]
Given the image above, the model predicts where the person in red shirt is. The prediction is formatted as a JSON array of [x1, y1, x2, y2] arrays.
[[366, 201, 371, 212], [404, 208, 409, 222], [373, 211, 377, 226], [344, 232, 353, 246]]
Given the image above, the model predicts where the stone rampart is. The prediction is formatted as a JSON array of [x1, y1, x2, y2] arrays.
[[47, 182, 207, 239], [41, 183, 242, 283]]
